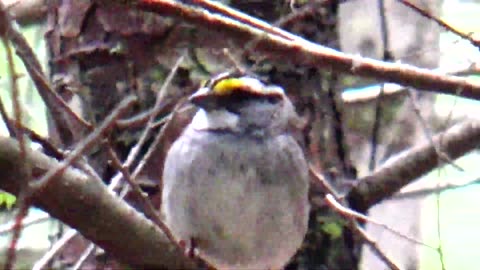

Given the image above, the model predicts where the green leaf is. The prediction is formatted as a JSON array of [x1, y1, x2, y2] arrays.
[[0, 192, 16, 209], [320, 221, 343, 239]]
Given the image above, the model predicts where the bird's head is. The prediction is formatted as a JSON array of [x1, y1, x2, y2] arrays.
[[189, 72, 298, 135]]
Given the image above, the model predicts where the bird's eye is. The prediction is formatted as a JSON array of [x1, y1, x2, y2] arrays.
[[266, 96, 281, 104]]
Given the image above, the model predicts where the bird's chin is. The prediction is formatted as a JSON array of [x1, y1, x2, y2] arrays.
[[190, 109, 240, 131]]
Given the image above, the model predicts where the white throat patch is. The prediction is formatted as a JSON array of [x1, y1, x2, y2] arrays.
[[191, 109, 240, 131]]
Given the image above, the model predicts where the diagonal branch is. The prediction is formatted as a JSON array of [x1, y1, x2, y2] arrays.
[[95, 0, 480, 100], [0, 137, 195, 269], [347, 120, 480, 213]]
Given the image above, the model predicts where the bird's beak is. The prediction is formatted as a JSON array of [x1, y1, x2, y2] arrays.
[[188, 87, 215, 109]]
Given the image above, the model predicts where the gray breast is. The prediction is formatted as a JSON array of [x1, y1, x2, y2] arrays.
[[161, 126, 309, 269]]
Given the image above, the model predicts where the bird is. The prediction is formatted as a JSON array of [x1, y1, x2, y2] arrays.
[[161, 72, 310, 270]]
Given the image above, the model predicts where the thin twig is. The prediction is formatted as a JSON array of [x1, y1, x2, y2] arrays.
[[393, 178, 480, 200], [406, 89, 463, 171], [325, 194, 437, 250], [351, 221, 401, 270], [122, 56, 183, 169], [117, 102, 188, 198], [109, 56, 183, 189], [108, 0, 480, 100], [309, 164, 341, 199], [309, 165, 401, 270], [32, 229, 77, 270], [2, 33, 31, 270], [369, 0, 391, 172], [368, 83, 384, 171], [399, 0, 480, 49], [0, 211, 50, 235], [1, 37, 24, 148], [115, 108, 154, 130], [326, 75, 351, 176], [108, 137, 213, 269], [435, 181, 447, 270], [71, 243, 95, 270], [116, 101, 189, 199], [134, 101, 187, 180], [0, 112, 64, 159], [31, 96, 137, 192], [106, 146, 179, 248], [18, 125, 64, 160], [151, 105, 192, 129]]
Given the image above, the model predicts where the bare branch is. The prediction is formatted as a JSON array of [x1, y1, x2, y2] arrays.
[[348, 120, 480, 212], [343, 64, 480, 105], [95, 0, 480, 100], [393, 178, 480, 200], [71, 244, 95, 270], [32, 229, 78, 270], [351, 223, 401, 270], [0, 137, 195, 269], [106, 146, 178, 248], [398, 0, 480, 49], [0, 212, 49, 235], [31, 96, 137, 191]]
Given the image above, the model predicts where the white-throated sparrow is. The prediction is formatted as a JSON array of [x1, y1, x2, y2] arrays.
[[162, 73, 310, 270]]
